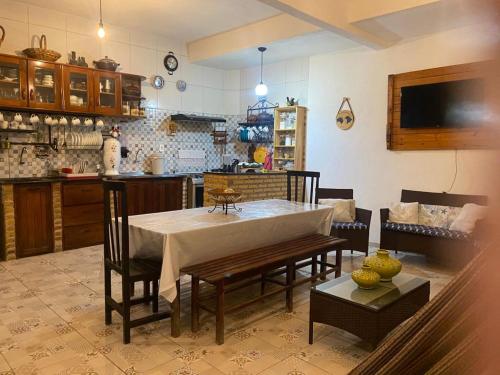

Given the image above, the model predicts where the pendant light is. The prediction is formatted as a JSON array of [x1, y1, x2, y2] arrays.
[[97, 0, 105, 38], [255, 47, 268, 97]]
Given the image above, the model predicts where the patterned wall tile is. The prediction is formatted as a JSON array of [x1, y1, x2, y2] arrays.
[[0, 109, 248, 178]]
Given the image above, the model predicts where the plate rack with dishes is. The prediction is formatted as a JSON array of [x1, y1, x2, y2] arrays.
[[273, 106, 307, 171], [237, 99, 278, 144]]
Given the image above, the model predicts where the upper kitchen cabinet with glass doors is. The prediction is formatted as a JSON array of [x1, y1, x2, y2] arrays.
[[0, 54, 28, 108], [93, 70, 121, 115], [62, 66, 94, 113], [27, 60, 62, 110]]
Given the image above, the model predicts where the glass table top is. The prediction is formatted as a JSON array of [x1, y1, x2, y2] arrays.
[[313, 273, 429, 311]]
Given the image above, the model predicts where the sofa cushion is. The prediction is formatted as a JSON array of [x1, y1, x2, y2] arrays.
[[389, 202, 419, 224], [319, 198, 355, 222], [418, 204, 462, 229], [382, 222, 470, 240], [333, 221, 368, 231]]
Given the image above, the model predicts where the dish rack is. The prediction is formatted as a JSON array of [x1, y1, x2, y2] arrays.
[[237, 99, 278, 144]]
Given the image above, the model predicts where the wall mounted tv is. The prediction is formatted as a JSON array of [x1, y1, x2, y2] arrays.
[[400, 78, 485, 129]]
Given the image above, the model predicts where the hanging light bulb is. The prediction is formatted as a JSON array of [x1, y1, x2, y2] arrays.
[[97, 0, 105, 38], [255, 47, 268, 97]]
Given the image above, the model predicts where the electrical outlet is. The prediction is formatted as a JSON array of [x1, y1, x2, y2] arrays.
[[159, 144, 165, 152]]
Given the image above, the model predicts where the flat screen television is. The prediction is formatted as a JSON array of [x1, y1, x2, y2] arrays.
[[400, 78, 485, 129]]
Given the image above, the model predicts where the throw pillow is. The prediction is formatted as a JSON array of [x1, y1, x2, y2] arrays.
[[389, 202, 419, 224], [418, 204, 462, 229], [449, 203, 488, 233], [318, 199, 355, 222]]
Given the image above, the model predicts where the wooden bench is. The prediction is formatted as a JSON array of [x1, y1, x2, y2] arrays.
[[181, 233, 347, 344]]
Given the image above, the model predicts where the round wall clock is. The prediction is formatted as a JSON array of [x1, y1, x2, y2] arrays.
[[164, 51, 178, 75], [176, 80, 187, 92], [151, 75, 164, 89]]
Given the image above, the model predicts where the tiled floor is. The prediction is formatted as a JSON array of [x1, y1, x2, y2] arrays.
[[0, 247, 455, 375]]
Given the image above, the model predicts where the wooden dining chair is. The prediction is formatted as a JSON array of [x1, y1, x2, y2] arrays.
[[287, 170, 321, 204], [317, 188, 372, 256], [103, 179, 171, 344]]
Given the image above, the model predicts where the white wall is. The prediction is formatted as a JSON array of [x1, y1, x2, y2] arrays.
[[0, 0, 240, 115], [239, 57, 309, 114], [307, 24, 498, 242]]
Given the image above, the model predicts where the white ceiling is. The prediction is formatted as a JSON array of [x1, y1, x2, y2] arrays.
[[197, 31, 359, 70], [354, 0, 492, 41], [15, 0, 493, 69], [17, 0, 281, 42]]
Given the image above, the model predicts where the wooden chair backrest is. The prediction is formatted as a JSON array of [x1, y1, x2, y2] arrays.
[[103, 179, 129, 275], [287, 170, 320, 204]]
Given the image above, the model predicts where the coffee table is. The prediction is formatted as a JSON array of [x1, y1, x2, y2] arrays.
[[309, 273, 430, 348]]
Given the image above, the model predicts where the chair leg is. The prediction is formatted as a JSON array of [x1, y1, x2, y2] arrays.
[[143, 280, 151, 305], [130, 282, 135, 297], [123, 280, 131, 344], [215, 281, 225, 345], [171, 280, 181, 338], [351, 250, 354, 254], [104, 267, 112, 325], [191, 276, 199, 332], [320, 253, 327, 281], [152, 280, 159, 313]]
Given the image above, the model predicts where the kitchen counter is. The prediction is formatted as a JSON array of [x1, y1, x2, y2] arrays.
[[0, 173, 186, 184], [203, 171, 289, 206], [205, 171, 286, 176]]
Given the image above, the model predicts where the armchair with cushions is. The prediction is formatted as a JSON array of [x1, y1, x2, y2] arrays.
[[380, 189, 487, 267], [317, 188, 372, 256]]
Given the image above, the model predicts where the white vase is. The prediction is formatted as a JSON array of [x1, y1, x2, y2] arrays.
[[103, 137, 121, 176]]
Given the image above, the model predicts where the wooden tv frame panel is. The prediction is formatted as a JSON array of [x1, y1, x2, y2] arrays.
[[387, 61, 491, 151]]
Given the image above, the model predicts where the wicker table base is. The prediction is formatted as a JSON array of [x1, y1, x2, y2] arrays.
[[309, 273, 430, 348]]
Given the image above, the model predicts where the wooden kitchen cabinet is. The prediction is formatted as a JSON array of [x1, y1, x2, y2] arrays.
[[120, 178, 184, 215], [125, 180, 150, 215], [152, 179, 183, 212], [62, 181, 104, 250], [0, 54, 28, 108], [14, 183, 54, 258], [62, 65, 94, 113], [93, 70, 121, 115], [27, 60, 62, 110]]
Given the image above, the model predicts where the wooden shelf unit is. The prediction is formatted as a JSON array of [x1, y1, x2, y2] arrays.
[[273, 106, 307, 171]]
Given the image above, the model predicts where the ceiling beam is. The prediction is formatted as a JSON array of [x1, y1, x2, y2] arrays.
[[187, 14, 320, 63], [348, 0, 442, 23], [257, 0, 394, 49]]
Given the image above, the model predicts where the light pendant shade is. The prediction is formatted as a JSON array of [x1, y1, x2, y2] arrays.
[[97, 0, 105, 38], [255, 46, 268, 98], [97, 22, 105, 38], [255, 82, 268, 96]]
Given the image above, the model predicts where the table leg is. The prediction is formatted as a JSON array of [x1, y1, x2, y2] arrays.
[[191, 276, 199, 332], [286, 264, 294, 312], [309, 319, 314, 344], [143, 280, 150, 305], [216, 281, 225, 345], [171, 280, 181, 338]]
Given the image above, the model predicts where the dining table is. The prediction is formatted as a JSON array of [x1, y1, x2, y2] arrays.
[[127, 199, 335, 302]]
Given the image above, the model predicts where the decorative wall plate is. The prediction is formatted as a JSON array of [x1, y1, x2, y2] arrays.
[[151, 75, 164, 89], [336, 97, 355, 130], [164, 51, 178, 75], [176, 80, 187, 92]]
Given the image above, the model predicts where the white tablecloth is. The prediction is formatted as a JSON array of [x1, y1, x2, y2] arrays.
[[128, 199, 334, 302]]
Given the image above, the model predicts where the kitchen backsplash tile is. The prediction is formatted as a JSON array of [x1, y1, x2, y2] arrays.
[[0, 108, 247, 178]]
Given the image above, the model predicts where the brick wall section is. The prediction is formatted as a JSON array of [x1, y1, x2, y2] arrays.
[[52, 183, 63, 252], [203, 173, 304, 206], [0, 184, 16, 260]]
